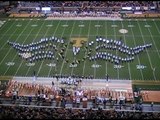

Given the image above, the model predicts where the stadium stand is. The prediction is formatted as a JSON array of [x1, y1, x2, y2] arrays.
[[6, 1, 159, 18]]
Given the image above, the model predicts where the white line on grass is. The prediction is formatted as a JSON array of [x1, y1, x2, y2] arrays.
[[59, 21, 76, 76], [3, 20, 33, 75], [2, 33, 160, 37], [53, 21, 69, 74], [0, 20, 11, 33], [137, 21, 156, 80], [70, 21, 83, 76], [104, 20, 108, 77], [15, 20, 40, 76], [144, 20, 160, 81], [0, 21, 17, 51], [82, 20, 91, 76], [0, 21, 28, 65], [48, 20, 68, 77], [47, 20, 62, 77], [113, 20, 120, 79], [120, 21, 132, 80], [153, 20, 160, 38], [36, 20, 57, 76], [25, 20, 47, 76], [128, 21, 144, 80], [94, 20, 100, 79], [145, 21, 160, 59]]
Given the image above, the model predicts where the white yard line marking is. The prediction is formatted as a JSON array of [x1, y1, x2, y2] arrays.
[[113, 20, 120, 79], [47, 21, 62, 77], [0, 21, 17, 51], [111, 25, 117, 27], [78, 24, 84, 27], [70, 22, 83, 76], [120, 21, 131, 80], [104, 20, 108, 76], [0, 21, 28, 66], [144, 25, 151, 27], [1, 33, 160, 37], [128, 21, 144, 80], [31, 24, 37, 27], [82, 20, 91, 76], [36, 21, 57, 76], [48, 21, 68, 77], [0, 20, 8, 31], [59, 21, 76, 76], [15, 20, 40, 76], [3, 20, 33, 75], [16, 24, 22, 27], [145, 20, 160, 81], [137, 20, 156, 80], [146, 21, 160, 59], [128, 25, 134, 27], [25, 21, 48, 76], [95, 25, 101, 27], [46, 24, 53, 27], [94, 20, 100, 79], [62, 24, 68, 27]]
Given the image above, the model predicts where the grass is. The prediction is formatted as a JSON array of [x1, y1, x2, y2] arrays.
[[0, 18, 160, 81]]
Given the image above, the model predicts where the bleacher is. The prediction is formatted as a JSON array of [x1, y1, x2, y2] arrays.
[[125, 13, 160, 18], [6, 1, 160, 19], [9, 13, 45, 18]]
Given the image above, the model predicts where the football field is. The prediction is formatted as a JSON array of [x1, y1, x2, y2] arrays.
[[0, 18, 160, 81]]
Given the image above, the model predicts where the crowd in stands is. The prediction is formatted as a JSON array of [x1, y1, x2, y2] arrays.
[[18, 1, 157, 9], [0, 79, 157, 118], [0, 78, 159, 119], [0, 105, 160, 119], [7, 1, 158, 18], [3, 79, 134, 108]]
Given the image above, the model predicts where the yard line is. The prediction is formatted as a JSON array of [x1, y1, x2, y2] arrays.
[[3, 20, 33, 75], [48, 20, 68, 77], [50, 21, 64, 72], [70, 22, 83, 76], [136, 20, 156, 80], [153, 20, 160, 39], [59, 21, 76, 76], [113, 20, 120, 79], [0, 33, 159, 37], [0, 20, 12, 34], [146, 21, 160, 59], [25, 20, 47, 76], [47, 20, 62, 77], [14, 19, 40, 76], [94, 20, 100, 79], [0, 20, 31, 66], [82, 20, 91, 76], [120, 21, 132, 80], [144, 20, 160, 81], [128, 20, 144, 80], [104, 19, 108, 76], [2, 33, 160, 38], [36, 20, 60, 77], [0, 20, 17, 51]]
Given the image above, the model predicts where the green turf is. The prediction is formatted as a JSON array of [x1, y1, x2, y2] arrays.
[[0, 18, 160, 80], [133, 84, 160, 91]]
